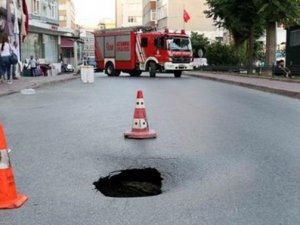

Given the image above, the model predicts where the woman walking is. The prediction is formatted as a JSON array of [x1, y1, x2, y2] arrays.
[[0, 35, 12, 84]]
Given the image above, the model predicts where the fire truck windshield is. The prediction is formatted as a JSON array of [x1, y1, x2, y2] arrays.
[[167, 37, 192, 51]]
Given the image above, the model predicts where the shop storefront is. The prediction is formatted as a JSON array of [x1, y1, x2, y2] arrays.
[[21, 32, 59, 63], [60, 36, 84, 67], [20, 20, 64, 65], [20, 33, 43, 61]]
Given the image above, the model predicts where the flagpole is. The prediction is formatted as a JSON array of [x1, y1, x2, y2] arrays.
[[183, 5, 185, 30]]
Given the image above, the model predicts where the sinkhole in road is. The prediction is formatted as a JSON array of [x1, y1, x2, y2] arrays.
[[93, 168, 163, 197]]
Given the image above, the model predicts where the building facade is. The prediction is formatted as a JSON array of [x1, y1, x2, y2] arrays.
[[116, 0, 143, 27], [142, 0, 156, 27], [81, 30, 94, 57], [59, 0, 75, 29], [155, 0, 224, 42], [22, 0, 67, 65], [0, 0, 26, 65], [58, 0, 84, 68], [97, 18, 115, 30]]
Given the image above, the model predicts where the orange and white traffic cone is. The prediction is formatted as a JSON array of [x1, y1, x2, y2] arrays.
[[124, 90, 157, 139], [0, 122, 28, 209]]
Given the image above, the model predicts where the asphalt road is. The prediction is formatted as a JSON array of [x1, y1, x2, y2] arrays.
[[0, 72, 300, 225]]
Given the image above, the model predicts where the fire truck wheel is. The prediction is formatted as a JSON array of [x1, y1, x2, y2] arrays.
[[105, 63, 116, 76], [149, 62, 156, 77], [174, 71, 182, 78]]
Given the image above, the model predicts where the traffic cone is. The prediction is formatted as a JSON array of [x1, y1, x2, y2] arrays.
[[124, 90, 157, 139], [0, 123, 28, 209]]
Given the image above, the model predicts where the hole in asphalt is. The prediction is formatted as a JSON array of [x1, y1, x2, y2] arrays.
[[93, 168, 163, 197]]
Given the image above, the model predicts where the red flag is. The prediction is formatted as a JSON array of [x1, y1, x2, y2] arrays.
[[22, 0, 29, 42], [4, 0, 13, 36], [183, 9, 190, 23]]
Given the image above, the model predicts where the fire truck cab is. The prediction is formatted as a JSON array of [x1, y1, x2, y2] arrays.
[[94, 26, 193, 78]]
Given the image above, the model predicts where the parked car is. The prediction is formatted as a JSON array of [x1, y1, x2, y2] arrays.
[[192, 57, 208, 69], [87, 56, 96, 67]]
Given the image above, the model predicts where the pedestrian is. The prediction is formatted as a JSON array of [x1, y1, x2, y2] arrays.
[[11, 41, 20, 80], [0, 35, 12, 84], [29, 55, 37, 77]]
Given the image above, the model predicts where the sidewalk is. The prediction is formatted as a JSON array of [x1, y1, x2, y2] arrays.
[[184, 71, 300, 100], [0, 73, 79, 97]]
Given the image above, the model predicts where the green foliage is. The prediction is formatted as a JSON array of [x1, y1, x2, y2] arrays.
[[205, 42, 240, 66], [253, 41, 265, 60], [191, 39, 264, 66], [190, 32, 210, 57], [254, 0, 300, 26], [205, 0, 300, 73], [205, 0, 265, 48]]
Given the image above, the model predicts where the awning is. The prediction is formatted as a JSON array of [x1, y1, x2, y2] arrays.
[[61, 38, 74, 48]]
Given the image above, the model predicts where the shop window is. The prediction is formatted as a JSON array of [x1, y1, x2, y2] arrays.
[[21, 33, 43, 62]]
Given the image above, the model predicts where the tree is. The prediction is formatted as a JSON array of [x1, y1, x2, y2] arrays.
[[205, 0, 265, 73], [254, 0, 300, 75], [190, 32, 210, 57]]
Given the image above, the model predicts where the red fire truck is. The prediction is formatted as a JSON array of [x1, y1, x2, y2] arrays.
[[94, 26, 193, 78]]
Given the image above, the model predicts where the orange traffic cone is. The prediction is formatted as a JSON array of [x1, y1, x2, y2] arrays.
[[0, 123, 28, 209], [124, 90, 157, 139]]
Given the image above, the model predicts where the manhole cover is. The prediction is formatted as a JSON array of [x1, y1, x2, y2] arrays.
[[93, 168, 162, 197]]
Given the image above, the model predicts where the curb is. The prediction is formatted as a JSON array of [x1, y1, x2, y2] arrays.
[[0, 75, 79, 98], [190, 70, 300, 83], [185, 72, 300, 100]]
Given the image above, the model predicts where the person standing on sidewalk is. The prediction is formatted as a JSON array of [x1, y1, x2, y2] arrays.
[[29, 55, 37, 77], [11, 41, 20, 80], [0, 35, 12, 84]]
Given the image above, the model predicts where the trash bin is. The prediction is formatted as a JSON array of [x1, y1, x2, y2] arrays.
[[87, 66, 94, 83], [50, 64, 58, 76], [81, 66, 94, 83], [81, 66, 88, 83]]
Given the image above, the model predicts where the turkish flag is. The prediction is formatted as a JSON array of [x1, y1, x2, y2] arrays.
[[22, 0, 29, 42], [183, 9, 190, 23]]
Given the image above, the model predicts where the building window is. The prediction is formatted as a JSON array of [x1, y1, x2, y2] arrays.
[[50, 2, 57, 19], [21, 33, 43, 61], [150, 10, 156, 21], [59, 4, 66, 10], [128, 16, 137, 23], [157, 5, 167, 20], [216, 37, 224, 42], [33, 0, 40, 14], [290, 30, 300, 46]]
